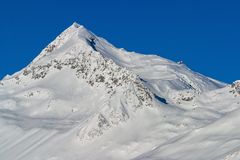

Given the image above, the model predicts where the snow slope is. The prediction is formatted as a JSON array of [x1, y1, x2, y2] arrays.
[[0, 22, 239, 160]]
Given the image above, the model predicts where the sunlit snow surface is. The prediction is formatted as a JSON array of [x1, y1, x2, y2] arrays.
[[0, 23, 240, 160]]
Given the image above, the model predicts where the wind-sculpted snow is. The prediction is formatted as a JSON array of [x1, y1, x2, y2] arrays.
[[0, 22, 239, 160], [0, 23, 153, 142]]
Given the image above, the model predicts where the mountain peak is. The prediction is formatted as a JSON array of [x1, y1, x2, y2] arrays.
[[30, 22, 98, 64], [67, 22, 95, 39], [1, 22, 239, 160], [72, 22, 83, 28]]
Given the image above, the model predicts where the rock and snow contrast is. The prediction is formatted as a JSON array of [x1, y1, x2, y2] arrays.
[[0, 22, 239, 160]]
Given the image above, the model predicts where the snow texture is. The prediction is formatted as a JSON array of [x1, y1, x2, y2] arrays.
[[0, 22, 239, 160]]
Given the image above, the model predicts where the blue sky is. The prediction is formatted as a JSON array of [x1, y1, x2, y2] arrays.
[[0, 0, 239, 83]]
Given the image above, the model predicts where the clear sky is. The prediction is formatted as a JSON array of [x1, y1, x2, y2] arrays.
[[0, 0, 239, 83]]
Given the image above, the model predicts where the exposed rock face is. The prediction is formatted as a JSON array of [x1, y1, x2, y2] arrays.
[[230, 81, 240, 96], [13, 40, 153, 140], [21, 50, 153, 103]]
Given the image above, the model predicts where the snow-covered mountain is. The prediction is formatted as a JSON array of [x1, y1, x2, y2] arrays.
[[0, 22, 239, 160]]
